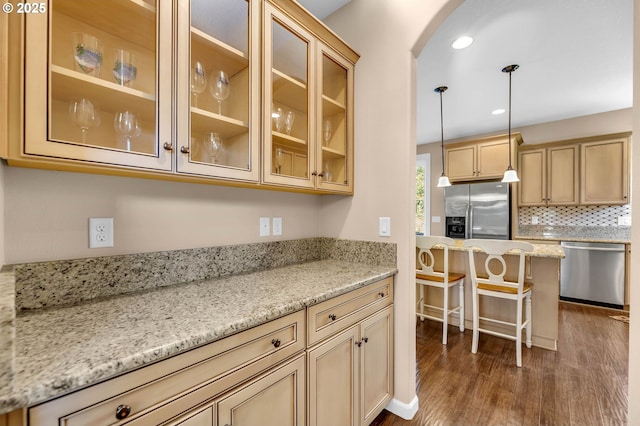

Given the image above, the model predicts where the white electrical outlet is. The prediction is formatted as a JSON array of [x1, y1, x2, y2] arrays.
[[89, 218, 114, 248], [259, 217, 270, 236], [379, 217, 391, 237], [618, 216, 632, 226], [531, 216, 539, 225], [272, 217, 283, 236]]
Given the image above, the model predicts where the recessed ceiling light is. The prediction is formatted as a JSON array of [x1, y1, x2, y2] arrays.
[[492, 109, 506, 115], [451, 36, 473, 50]]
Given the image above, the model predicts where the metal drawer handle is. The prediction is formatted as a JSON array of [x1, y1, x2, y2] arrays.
[[271, 338, 281, 348], [115, 404, 131, 420], [328, 314, 337, 321]]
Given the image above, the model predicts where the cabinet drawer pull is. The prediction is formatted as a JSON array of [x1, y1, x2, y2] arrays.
[[115, 404, 131, 420], [328, 314, 337, 321], [362, 337, 368, 343], [311, 171, 318, 176], [163, 142, 174, 151], [180, 145, 189, 154], [355, 340, 362, 347], [318, 172, 325, 177], [271, 338, 281, 348], [378, 291, 385, 298]]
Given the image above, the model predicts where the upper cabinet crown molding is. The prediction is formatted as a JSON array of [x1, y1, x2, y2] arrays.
[[5, 0, 359, 195]]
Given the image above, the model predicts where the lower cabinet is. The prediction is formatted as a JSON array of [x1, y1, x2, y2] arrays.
[[307, 306, 393, 426], [24, 277, 394, 426]]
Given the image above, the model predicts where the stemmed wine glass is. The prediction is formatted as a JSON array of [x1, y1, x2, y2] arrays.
[[210, 70, 230, 115], [275, 148, 285, 174], [206, 132, 224, 164], [68, 99, 101, 144], [114, 111, 141, 151], [191, 61, 206, 108], [285, 111, 295, 135], [273, 107, 284, 133], [323, 119, 332, 146]]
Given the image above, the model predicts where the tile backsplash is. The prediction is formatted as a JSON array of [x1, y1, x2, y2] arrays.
[[519, 205, 632, 227]]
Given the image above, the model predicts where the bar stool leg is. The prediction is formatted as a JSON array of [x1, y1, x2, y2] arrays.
[[442, 285, 449, 345], [471, 290, 479, 354], [458, 279, 465, 332], [419, 284, 425, 322], [526, 293, 532, 348], [516, 296, 523, 368]]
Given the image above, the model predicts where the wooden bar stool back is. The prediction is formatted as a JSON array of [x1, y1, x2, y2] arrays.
[[463, 239, 534, 367], [416, 236, 465, 345]]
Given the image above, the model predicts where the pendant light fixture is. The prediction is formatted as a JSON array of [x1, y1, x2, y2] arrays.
[[435, 86, 451, 188], [501, 64, 519, 183]]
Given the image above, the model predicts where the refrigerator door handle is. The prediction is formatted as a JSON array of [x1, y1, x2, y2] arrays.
[[465, 204, 471, 239], [469, 204, 474, 239]]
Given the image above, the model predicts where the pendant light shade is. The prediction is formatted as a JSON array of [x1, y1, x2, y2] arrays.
[[501, 64, 519, 183], [435, 86, 451, 188]]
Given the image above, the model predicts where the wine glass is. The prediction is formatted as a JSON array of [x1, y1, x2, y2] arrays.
[[323, 119, 332, 146], [210, 70, 230, 115], [275, 148, 285, 174], [285, 111, 295, 135], [205, 132, 224, 163], [273, 107, 284, 133], [323, 161, 333, 182], [114, 111, 141, 151], [73, 33, 103, 77], [190, 61, 206, 108], [68, 99, 101, 144], [112, 49, 137, 87]]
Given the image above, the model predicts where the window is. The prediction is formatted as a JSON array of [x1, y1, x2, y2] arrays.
[[416, 154, 430, 235]]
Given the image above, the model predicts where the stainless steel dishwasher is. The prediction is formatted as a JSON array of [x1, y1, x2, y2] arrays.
[[560, 241, 625, 309]]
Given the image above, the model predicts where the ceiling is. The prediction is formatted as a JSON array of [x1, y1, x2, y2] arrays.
[[299, 0, 633, 147]]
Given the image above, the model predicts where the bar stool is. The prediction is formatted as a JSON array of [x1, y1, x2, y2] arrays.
[[416, 236, 465, 345], [463, 239, 534, 367]]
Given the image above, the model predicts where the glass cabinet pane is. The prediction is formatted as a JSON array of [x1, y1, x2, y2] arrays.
[[49, 0, 158, 156], [187, 0, 252, 172], [267, 12, 312, 184], [319, 52, 349, 186]]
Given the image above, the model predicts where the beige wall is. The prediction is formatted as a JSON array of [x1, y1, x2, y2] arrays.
[[417, 108, 634, 238], [3, 167, 320, 263], [628, 1, 639, 424]]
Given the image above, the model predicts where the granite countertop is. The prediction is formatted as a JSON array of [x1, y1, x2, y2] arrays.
[[0, 259, 397, 414], [444, 239, 565, 258], [516, 225, 631, 244]]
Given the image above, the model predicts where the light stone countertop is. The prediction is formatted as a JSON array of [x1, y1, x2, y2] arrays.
[[444, 239, 565, 258], [0, 260, 397, 414], [516, 225, 631, 244]]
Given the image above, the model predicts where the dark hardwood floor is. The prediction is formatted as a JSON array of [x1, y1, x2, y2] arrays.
[[371, 302, 629, 426]]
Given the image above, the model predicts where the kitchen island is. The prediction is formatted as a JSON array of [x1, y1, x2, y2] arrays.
[[0, 257, 396, 419], [423, 240, 564, 351]]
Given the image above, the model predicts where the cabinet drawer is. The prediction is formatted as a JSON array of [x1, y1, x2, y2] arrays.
[[29, 310, 305, 425], [307, 277, 393, 347]]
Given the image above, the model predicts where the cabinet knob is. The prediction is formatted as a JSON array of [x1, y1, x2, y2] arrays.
[[362, 337, 368, 343], [311, 171, 318, 176], [328, 314, 337, 321], [355, 340, 362, 347], [318, 172, 325, 177], [271, 338, 281, 348], [115, 404, 131, 420], [180, 146, 189, 154], [378, 292, 385, 298], [163, 142, 174, 151]]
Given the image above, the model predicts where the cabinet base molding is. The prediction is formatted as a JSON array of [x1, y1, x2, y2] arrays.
[[384, 395, 419, 420]]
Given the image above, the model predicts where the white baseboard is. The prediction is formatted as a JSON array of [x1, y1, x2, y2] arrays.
[[385, 395, 419, 420]]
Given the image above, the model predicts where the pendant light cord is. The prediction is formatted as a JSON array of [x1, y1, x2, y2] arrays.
[[440, 89, 445, 174], [507, 69, 512, 170]]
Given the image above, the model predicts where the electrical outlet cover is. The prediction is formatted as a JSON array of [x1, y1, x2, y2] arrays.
[[89, 218, 114, 248], [259, 217, 270, 237]]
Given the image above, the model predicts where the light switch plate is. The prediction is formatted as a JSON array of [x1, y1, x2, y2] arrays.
[[89, 218, 114, 248], [432, 216, 441, 223], [272, 217, 282, 236], [379, 217, 391, 237], [531, 216, 539, 225], [259, 217, 270, 236]]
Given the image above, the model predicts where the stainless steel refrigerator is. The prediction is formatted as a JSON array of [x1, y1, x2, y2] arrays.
[[444, 182, 510, 240]]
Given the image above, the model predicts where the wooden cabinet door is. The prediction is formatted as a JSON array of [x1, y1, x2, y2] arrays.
[[360, 306, 394, 426], [580, 138, 629, 205], [446, 145, 476, 181], [518, 149, 546, 206], [24, 0, 173, 171], [217, 355, 305, 426], [175, 0, 260, 181], [547, 145, 579, 205], [307, 326, 359, 426], [263, 3, 315, 189], [167, 407, 214, 426], [476, 139, 509, 179]]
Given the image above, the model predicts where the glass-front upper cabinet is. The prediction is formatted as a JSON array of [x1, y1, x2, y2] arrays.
[[24, 0, 172, 170], [263, 3, 315, 189], [316, 43, 354, 193], [176, 0, 259, 181]]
